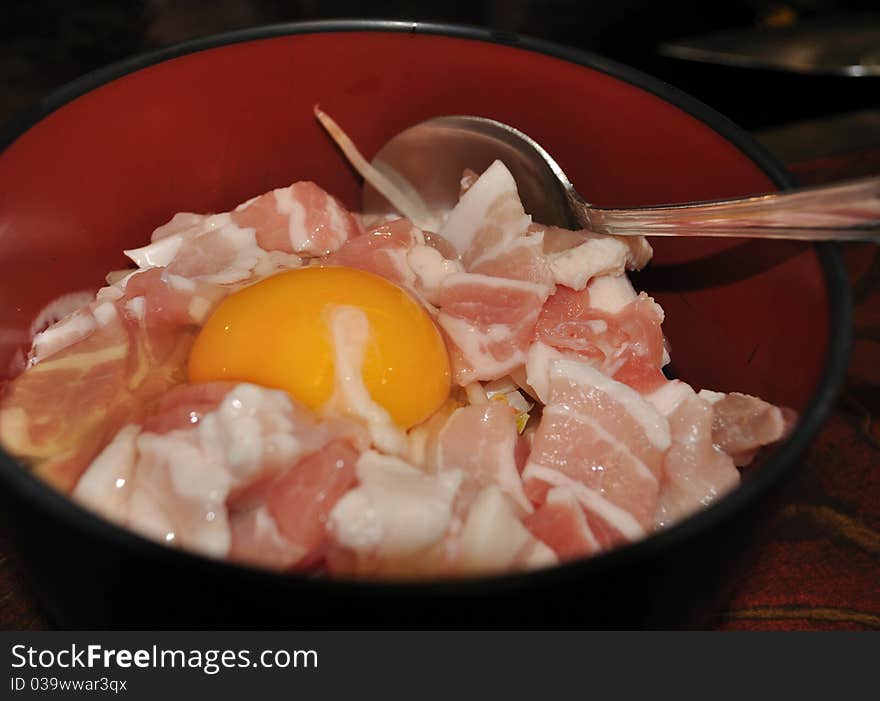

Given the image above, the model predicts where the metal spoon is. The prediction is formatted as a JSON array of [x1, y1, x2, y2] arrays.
[[361, 115, 880, 241]]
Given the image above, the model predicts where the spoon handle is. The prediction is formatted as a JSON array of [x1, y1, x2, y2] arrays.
[[579, 175, 880, 241]]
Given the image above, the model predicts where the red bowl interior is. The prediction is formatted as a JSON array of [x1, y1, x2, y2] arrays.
[[0, 29, 828, 426]]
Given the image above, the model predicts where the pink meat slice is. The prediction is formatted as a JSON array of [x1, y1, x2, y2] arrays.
[[127, 211, 263, 285], [231, 181, 361, 257], [126, 182, 359, 285], [162, 223, 260, 283], [264, 441, 359, 561], [72, 382, 365, 568], [535, 284, 667, 394], [324, 451, 467, 579], [119, 267, 227, 327], [468, 230, 551, 285], [522, 358, 670, 545], [228, 506, 310, 570], [0, 270, 226, 492], [649, 382, 740, 529], [230, 439, 360, 570], [326, 472, 555, 579], [427, 401, 532, 512], [140, 381, 236, 434], [0, 319, 138, 492], [150, 212, 212, 241], [436, 273, 551, 384], [324, 218, 424, 290], [539, 223, 653, 289], [26, 267, 224, 365], [432, 163, 554, 384], [704, 391, 790, 466], [523, 486, 600, 561], [451, 484, 557, 575]]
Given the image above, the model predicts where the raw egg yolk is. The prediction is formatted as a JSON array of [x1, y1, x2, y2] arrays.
[[187, 266, 451, 428]]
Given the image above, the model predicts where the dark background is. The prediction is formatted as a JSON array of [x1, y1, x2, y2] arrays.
[[1, 0, 878, 130]]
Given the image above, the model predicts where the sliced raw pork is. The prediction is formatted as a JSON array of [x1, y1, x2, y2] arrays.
[[327, 450, 465, 577], [325, 217, 465, 307], [124, 181, 360, 285], [524, 486, 600, 561], [327, 452, 555, 579], [435, 161, 554, 384], [422, 400, 532, 513], [647, 381, 740, 529], [535, 276, 667, 394], [231, 181, 361, 257], [324, 218, 425, 291], [230, 439, 361, 569], [539, 224, 653, 291], [699, 390, 790, 466], [522, 358, 669, 546], [73, 382, 365, 567], [0, 269, 227, 491], [454, 485, 557, 575]]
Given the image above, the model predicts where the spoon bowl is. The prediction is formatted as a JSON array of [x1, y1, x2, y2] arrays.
[[363, 115, 577, 228], [364, 114, 880, 241]]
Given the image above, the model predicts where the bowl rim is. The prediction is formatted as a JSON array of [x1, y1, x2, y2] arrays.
[[0, 19, 852, 601]]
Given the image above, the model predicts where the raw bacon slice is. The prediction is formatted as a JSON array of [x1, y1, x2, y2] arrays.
[[229, 439, 360, 570], [324, 218, 425, 291], [228, 506, 309, 570], [328, 450, 464, 574], [127, 213, 305, 287], [0, 269, 225, 491], [325, 218, 464, 306], [120, 268, 225, 326], [27, 268, 224, 366], [440, 160, 532, 260], [699, 390, 790, 466], [73, 383, 364, 565], [124, 181, 360, 285], [540, 224, 653, 290], [522, 358, 670, 545], [454, 485, 557, 575], [437, 273, 552, 384], [535, 277, 667, 394], [264, 440, 359, 558], [523, 486, 600, 561], [468, 230, 550, 286], [140, 381, 235, 434], [434, 161, 554, 384], [127, 212, 259, 284], [231, 181, 361, 257], [162, 216, 283, 285], [328, 467, 554, 578], [425, 401, 532, 513], [1, 319, 142, 492], [405, 399, 460, 470], [69, 424, 140, 526], [647, 381, 740, 529]]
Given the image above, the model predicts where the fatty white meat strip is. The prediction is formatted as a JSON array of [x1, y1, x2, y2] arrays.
[[322, 305, 408, 456], [328, 450, 463, 559]]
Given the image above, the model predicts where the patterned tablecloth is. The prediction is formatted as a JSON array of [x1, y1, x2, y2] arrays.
[[1, 140, 878, 632]]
